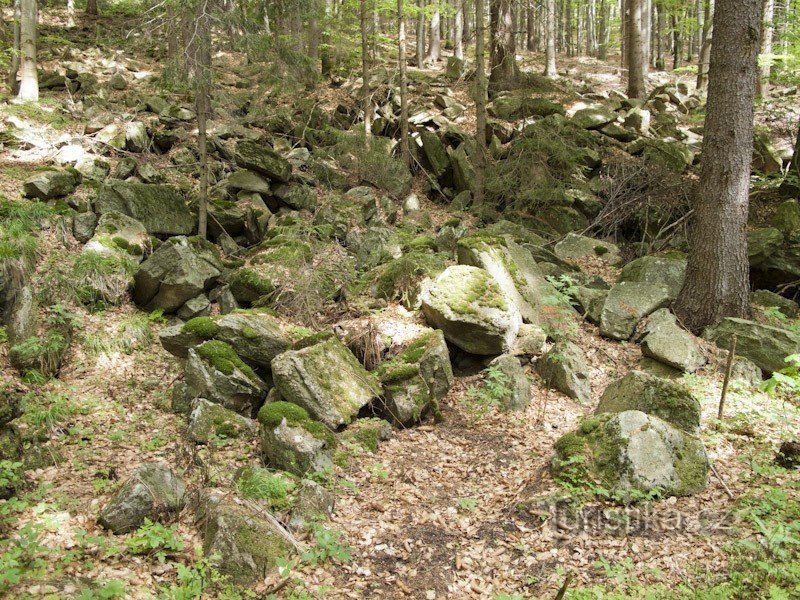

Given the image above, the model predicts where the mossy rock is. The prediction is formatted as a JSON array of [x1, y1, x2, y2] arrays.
[[228, 266, 276, 304], [488, 94, 566, 121], [234, 140, 292, 183], [187, 398, 258, 444], [595, 370, 701, 432], [703, 318, 800, 375], [337, 418, 392, 453], [618, 255, 687, 299], [259, 408, 334, 476], [599, 281, 672, 341], [551, 411, 709, 501], [95, 182, 196, 235]]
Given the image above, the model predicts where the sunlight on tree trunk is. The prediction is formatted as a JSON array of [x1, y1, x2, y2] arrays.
[[626, 0, 647, 99], [544, 0, 556, 78], [757, 0, 775, 98], [17, 0, 37, 102], [398, 0, 409, 165], [474, 0, 487, 205], [361, 0, 372, 146], [8, 0, 21, 95]]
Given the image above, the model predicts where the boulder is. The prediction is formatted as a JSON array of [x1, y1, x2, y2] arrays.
[[510, 323, 547, 357], [83, 210, 149, 262], [258, 402, 335, 475], [185, 341, 268, 416], [420, 130, 452, 185], [271, 336, 382, 430], [23, 170, 78, 200], [98, 463, 186, 534], [73, 211, 98, 243], [289, 479, 335, 531], [595, 370, 701, 432], [617, 255, 687, 299], [488, 95, 565, 120], [0, 384, 23, 427], [125, 121, 149, 152], [196, 490, 294, 584], [552, 411, 708, 499], [176, 294, 211, 320], [599, 281, 672, 340], [769, 200, 800, 238], [450, 146, 475, 194], [487, 354, 531, 411], [374, 330, 454, 425], [187, 398, 258, 444], [703, 318, 800, 374], [227, 170, 271, 195], [536, 341, 591, 403], [571, 107, 617, 130], [751, 289, 799, 318], [212, 311, 294, 368], [234, 141, 291, 183], [347, 227, 402, 271], [420, 265, 521, 355], [133, 236, 223, 312], [554, 233, 622, 266], [95, 182, 195, 235], [639, 309, 706, 373]]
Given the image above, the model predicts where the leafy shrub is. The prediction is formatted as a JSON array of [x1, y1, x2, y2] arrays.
[[125, 519, 184, 563]]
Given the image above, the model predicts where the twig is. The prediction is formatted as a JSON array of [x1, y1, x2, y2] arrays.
[[709, 461, 735, 500], [718, 335, 737, 422], [555, 572, 573, 600]]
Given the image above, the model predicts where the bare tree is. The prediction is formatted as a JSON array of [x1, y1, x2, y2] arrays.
[[361, 0, 372, 144], [696, 0, 713, 90], [8, 0, 21, 95], [416, 0, 426, 66], [86, 0, 98, 16], [17, 0, 37, 102], [454, 0, 464, 59], [544, 0, 556, 77], [674, 0, 763, 332], [67, 0, 75, 27]]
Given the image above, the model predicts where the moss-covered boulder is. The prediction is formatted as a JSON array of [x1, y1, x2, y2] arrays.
[[450, 145, 475, 194], [23, 169, 78, 200], [185, 341, 268, 416], [747, 227, 784, 266], [196, 490, 294, 585], [617, 254, 687, 299], [187, 398, 258, 444], [628, 138, 694, 173], [487, 354, 531, 411], [420, 130, 452, 185], [289, 479, 335, 531], [358, 251, 449, 310], [337, 418, 393, 454], [551, 411, 708, 500], [769, 200, 800, 238], [751, 289, 799, 319], [133, 236, 223, 313], [595, 370, 701, 432], [226, 169, 272, 195], [374, 330, 453, 425], [488, 95, 565, 120], [0, 382, 23, 427], [98, 463, 186, 534], [83, 210, 148, 263], [234, 140, 291, 183], [346, 226, 403, 271], [456, 235, 577, 332], [211, 311, 296, 368], [599, 281, 672, 340], [94, 182, 196, 235], [639, 309, 706, 373], [271, 337, 382, 430], [571, 107, 617, 130], [258, 401, 335, 475], [554, 233, 622, 267], [421, 265, 521, 355], [228, 265, 276, 304], [703, 318, 800, 374], [536, 341, 591, 403]]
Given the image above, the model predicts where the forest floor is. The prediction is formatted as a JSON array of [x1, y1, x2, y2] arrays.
[[1, 8, 800, 600]]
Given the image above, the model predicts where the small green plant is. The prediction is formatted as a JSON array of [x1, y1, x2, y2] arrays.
[[158, 551, 228, 599], [236, 468, 295, 509], [301, 524, 352, 565], [456, 497, 478, 512], [125, 519, 184, 563], [0, 461, 23, 491], [762, 354, 800, 398], [461, 365, 512, 424], [76, 579, 127, 600]]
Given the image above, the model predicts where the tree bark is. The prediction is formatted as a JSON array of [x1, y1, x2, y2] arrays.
[[696, 0, 713, 90], [544, 0, 557, 77], [67, 0, 75, 27], [756, 0, 774, 98], [598, 0, 608, 59], [9, 0, 21, 95], [416, 0, 426, 66], [474, 0, 487, 205], [455, 0, 464, 59], [361, 0, 372, 143], [17, 0, 37, 102], [424, 0, 441, 64], [626, 0, 646, 99], [398, 0, 409, 165], [86, 0, 97, 16], [674, 0, 762, 333], [489, 0, 515, 86], [193, 0, 212, 240]]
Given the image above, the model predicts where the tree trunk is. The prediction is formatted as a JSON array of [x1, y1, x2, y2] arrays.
[[655, 0, 665, 69], [474, 0, 487, 205], [8, 0, 21, 95], [416, 0, 426, 66], [17, 0, 37, 102], [756, 0, 774, 98], [489, 0, 515, 86], [674, 0, 762, 333], [455, 0, 464, 59], [791, 117, 800, 183], [86, 0, 97, 16], [424, 0, 441, 64], [696, 0, 713, 90], [544, 0, 557, 77], [526, 0, 534, 51], [361, 0, 372, 143], [67, 0, 75, 27], [627, 0, 646, 99], [672, 14, 682, 68], [398, 0, 409, 165], [598, 0, 608, 59], [193, 2, 212, 240]]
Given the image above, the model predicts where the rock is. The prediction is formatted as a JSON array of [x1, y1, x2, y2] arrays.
[[0, 383, 23, 427], [187, 398, 258, 444], [133, 236, 223, 313], [770, 200, 800, 238], [704, 318, 800, 374], [751, 289, 799, 318], [72, 211, 98, 243], [98, 463, 185, 534], [272, 183, 316, 211], [600, 122, 638, 142], [227, 170, 271, 195], [510, 323, 547, 357], [552, 411, 709, 499], [753, 130, 783, 173], [176, 295, 211, 320], [776, 441, 800, 469], [95, 182, 196, 236], [456, 234, 577, 331], [421, 265, 521, 355], [84, 210, 149, 262], [623, 106, 651, 134], [374, 330, 454, 425], [596, 370, 701, 432], [747, 227, 784, 266], [108, 73, 128, 90], [289, 479, 335, 531], [209, 311, 295, 368], [536, 341, 591, 403], [347, 226, 402, 271], [554, 233, 622, 266], [571, 106, 617, 130], [730, 356, 763, 386], [0, 424, 22, 462], [271, 336, 382, 430], [449, 145, 475, 194], [185, 341, 267, 416], [535, 205, 589, 236], [420, 130, 452, 184], [628, 138, 694, 173], [445, 56, 466, 80], [617, 254, 687, 299], [125, 121, 149, 152], [95, 123, 127, 150], [572, 285, 608, 324], [488, 94, 565, 120], [639, 309, 706, 373], [228, 266, 275, 304], [196, 489, 294, 584], [23, 170, 78, 200], [258, 402, 334, 475], [74, 156, 110, 182], [487, 354, 531, 411], [138, 162, 163, 184], [337, 417, 392, 452], [234, 141, 291, 183], [403, 193, 420, 214], [599, 281, 672, 340]]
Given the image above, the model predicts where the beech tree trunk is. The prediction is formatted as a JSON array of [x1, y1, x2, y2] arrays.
[[598, 0, 608, 59], [398, 0, 409, 165], [424, 0, 441, 64], [416, 0, 425, 66], [474, 0, 487, 205], [454, 0, 464, 59], [361, 0, 372, 144], [489, 0, 515, 86], [544, 0, 556, 77], [756, 0, 774, 98], [67, 0, 75, 27], [696, 0, 713, 90], [674, 0, 762, 333], [8, 0, 21, 95], [626, 0, 646, 99], [17, 0, 37, 102]]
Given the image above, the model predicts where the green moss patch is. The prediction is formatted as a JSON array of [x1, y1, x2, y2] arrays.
[[196, 340, 257, 381]]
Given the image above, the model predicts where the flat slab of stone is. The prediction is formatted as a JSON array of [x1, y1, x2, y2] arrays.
[[640, 309, 706, 373], [703, 318, 800, 374], [600, 281, 671, 340], [95, 182, 196, 235]]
